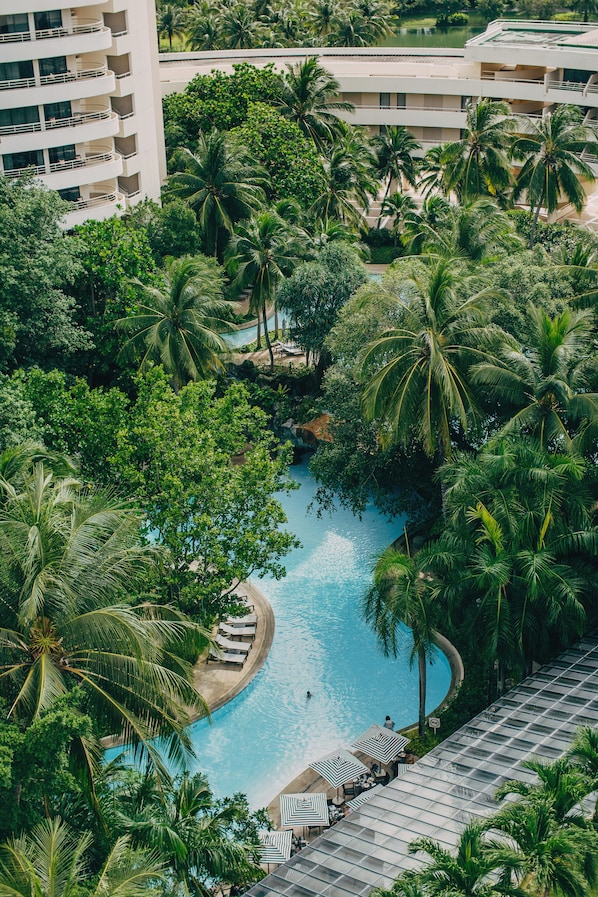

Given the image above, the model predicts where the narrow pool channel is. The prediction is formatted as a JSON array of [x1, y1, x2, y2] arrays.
[[183, 459, 451, 808]]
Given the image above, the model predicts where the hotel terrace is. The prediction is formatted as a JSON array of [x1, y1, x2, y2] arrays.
[[0, 0, 166, 228]]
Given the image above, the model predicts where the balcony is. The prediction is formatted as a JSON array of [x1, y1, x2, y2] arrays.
[[4, 150, 123, 190], [0, 0, 106, 12], [62, 190, 125, 228], [0, 108, 119, 153], [0, 66, 115, 107], [2, 21, 112, 63], [349, 104, 466, 129]]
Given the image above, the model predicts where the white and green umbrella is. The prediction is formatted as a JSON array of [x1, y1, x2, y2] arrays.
[[351, 724, 409, 764]]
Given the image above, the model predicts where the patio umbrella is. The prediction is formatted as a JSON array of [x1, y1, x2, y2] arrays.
[[279, 792, 330, 832], [351, 723, 410, 764], [346, 783, 384, 811], [258, 829, 293, 870], [309, 748, 369, 800]]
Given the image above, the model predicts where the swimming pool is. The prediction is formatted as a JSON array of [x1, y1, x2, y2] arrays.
[[182, 460, 451, 809]]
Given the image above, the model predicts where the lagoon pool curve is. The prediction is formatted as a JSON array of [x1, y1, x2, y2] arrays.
[[182, 460, 451, 809]]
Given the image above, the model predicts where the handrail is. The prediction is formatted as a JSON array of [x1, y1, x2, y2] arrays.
[[3, 151, 119, 178], [0, 65, 109, 91], [114, 71, 131, 80], [35, 21, 107, 39], [0, 30, 31, 43], [117, 111, 135, 120], [0, 108, 114, 136], [68, 191, 123, 211]]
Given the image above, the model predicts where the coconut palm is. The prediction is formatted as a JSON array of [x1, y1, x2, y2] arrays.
[[276, 57, 355, 148], [371, 126, 421, 205], [116, 771, 261, 895], [353, 0, 397, 42], [311, 126, 377, 229], [363, 545, 437, 737], [330, 11, 369, 46], [571, 0, 598, 22], [167, 131, 266, 258], [308, 0, 338, 38], [117, 256, 233, 392], [496, 758, 588, 827], [409, 822, 522, 897], [380, 192, 416, 246], [227, 210, 305, 369], [511, 105, 598, 247], [472, 304, 598, 452], [0, 464, 208, 770], [0, 818, 164, 897], [418, 144, 452, 198], [186, 6, 222, 50], [567, 726, 598, 822], [402, 194, 451, 254], [157, 3, 187, 50], [442, 99, 514, 203], [219, 3, 264, 48], [357, 258, 505, 461], [413, 198, 523, 263]]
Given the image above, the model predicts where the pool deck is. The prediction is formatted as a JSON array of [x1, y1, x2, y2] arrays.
[[195, 581, 464, 822]]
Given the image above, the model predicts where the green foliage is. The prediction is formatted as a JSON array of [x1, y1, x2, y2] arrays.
[[127, 198, 203, 262], [231, 104, 326, 209], [0, 177, 90, 372], [447, 11, 469, 23], [111, 369, 298, 621], [0, 693, 93, 841], [162, 63, 284, 155]]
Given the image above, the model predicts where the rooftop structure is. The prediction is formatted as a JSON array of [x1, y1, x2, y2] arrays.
[[246, 631, 598, 896], [0, 0, 166, 227]]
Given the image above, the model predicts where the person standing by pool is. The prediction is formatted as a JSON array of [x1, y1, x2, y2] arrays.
[[384, 715, 395, 730]]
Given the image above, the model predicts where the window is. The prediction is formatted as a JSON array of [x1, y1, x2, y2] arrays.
[[461, 95, 472, 111], [0, 60, 34, 83], [39, 56, 68, 78], [379, 92, 390, 108], [34, 10, 63, 31], [58, 187, 81, 202], [0, 106, 40, 130], [44, 101, 72, 122], [0, 13, 28, 35], [396, 93, 406, 109], [48, 144, 76, 164], [2, 150, 44, 173]]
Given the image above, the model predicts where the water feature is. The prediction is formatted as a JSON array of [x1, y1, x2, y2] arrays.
[[180, 460, 451, 809], [384, 23, 484, 48]]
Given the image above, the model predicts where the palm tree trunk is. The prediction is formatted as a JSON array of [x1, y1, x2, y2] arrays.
[[529, 190, 545, 249], [418, 646, 427, 738], [256, 310, 261, 349], [377, 176, 393, 229], [263, 304, 274, 372], [274, 307, 279, 340]]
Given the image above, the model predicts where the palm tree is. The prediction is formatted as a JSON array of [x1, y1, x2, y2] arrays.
[[353, 0, 397, 43], [0, 818, 164, 897], [496, 757, 589, 827], [276, 57, 355, 148], [511, 105, 598, 247], [357, 259, 504, 461], [442, 99, 513, 203], [156, 3, 187, 50], [571, 0, 598, 21], [167, 131, 266, 258], [380, 192, 416, 247], [363, 545, 437, 737], [227, 210, 305, 369], [418, 144, 452, 198], [219, 3, 264, 48], [117, 255, 233, 392], [311, 127, 377, 229], [567, 726, 598, 822], [472, 304, 598, 452], [330, 11, 369, 47], [308, 0, 338, 38], [117, 771, 261, 895], [403, 194, 451, 254], [409, 822, 521, 896], [0, 464, 208, 770], [413, 198, 523, 263], [371, 126, 421, 206], [186, 5, 222, 50]]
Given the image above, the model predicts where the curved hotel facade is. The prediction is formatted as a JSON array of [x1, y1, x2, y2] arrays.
[[0, 0, 166, 227], [160, 20, 598, 215]]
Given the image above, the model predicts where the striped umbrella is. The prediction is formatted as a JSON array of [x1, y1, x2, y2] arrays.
[[351, 724, 410, 764], [279, 792, 330, 829], [258, 829, 293, 868], [346, 784, 384, 811], [309, 748, 369, 797]]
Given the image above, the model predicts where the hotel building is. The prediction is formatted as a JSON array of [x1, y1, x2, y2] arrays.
[[0, 0, 166, 228]]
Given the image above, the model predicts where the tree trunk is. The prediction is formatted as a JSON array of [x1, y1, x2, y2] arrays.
[[274, 307, 279, 340], [263, 304, 274, 372], [529, 190, 545, 249], [418, 646, 427, 738], [376, 176, 393, 228], [255, 306, 261, 349]]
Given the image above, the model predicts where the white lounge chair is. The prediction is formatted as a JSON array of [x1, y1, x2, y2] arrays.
[[219, 621, 256, 639], [208, 647, 247, 667], [216, 634, 252, 654], [225, 613, 257, 627]]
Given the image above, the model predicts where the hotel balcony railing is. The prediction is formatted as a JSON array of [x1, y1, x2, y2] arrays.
[[0, 64, 109, 91], [3, 150, 119, 178], [69, 191, 124, 211], [0, 107, 115, 136], [0, 20, 107, 43]]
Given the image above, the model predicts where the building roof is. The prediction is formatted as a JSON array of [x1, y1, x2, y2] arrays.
[[246, 632, 598, 896]]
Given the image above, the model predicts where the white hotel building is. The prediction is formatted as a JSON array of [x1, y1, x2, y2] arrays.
[[160, 20, 598, 218], [0, 0, 166, 228]]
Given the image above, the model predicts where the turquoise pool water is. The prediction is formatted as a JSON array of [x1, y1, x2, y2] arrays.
[[181, 460, 451, 809]]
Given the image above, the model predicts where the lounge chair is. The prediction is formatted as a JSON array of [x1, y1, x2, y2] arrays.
[[219, 622, 256, 639], [225, 613, 257, 626], [208, 647, 247, 667], [278, 342, 303, 356], [215, 634, 252, 654]]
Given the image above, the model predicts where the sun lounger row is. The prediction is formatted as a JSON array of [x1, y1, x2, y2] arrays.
[[219, 621, 256, 639], [216, 634, 252, 654], [208, 647, 247, 667]]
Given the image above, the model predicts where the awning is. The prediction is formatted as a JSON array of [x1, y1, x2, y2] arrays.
[[309, 748, 369, 789], [279, 792, 330, 828], [352, 724, 410, 764], [258, 829, 293, 865]]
